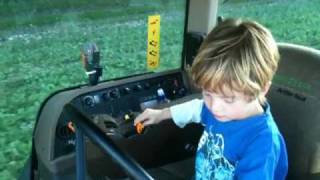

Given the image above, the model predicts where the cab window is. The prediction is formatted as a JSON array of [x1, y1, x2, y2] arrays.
[[219, 0, 320, 49], [0, 0, 186, 178]]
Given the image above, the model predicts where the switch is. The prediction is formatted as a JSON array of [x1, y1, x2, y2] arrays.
[[157, 88, 169, 103]]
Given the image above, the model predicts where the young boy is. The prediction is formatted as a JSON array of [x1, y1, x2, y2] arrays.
[[134, 18, 288, 179]]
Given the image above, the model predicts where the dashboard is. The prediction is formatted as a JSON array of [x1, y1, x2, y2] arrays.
[[51, 71, 202, 169]]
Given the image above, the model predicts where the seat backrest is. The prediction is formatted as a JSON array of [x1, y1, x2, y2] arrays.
[[267, 43, 320, 179]]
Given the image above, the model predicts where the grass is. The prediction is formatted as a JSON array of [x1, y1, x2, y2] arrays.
[[0, 0, 185, 179], [0, 3, 158, 35], [219, 0, 320, 49]]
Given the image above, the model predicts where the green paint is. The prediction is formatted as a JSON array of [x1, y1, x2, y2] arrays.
[[273, 74, 312, 93]]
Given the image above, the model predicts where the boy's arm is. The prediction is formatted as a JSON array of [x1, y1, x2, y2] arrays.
[[134, 99, 203, 127], [170, 99, 203, 128]]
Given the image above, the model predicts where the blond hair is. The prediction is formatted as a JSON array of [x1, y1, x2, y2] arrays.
[[191, 18, 279, 103]]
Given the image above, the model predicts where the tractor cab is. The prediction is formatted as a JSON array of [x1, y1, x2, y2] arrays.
[[1, 0, 320, 180]]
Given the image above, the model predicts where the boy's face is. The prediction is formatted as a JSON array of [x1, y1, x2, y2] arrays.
[[202, 88, 262, 122]]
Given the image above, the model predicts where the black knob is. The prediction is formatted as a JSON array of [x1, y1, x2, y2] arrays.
[[109, 89, 120, 99], [83, 96, 95, 107]]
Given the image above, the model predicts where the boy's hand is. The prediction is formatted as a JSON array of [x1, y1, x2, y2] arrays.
[[134, 108, 171, 126]]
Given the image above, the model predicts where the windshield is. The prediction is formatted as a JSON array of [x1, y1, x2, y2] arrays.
[[0, 0, 187, 178]]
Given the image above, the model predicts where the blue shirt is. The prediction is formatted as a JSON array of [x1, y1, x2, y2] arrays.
[[195, 102, 288, 180]]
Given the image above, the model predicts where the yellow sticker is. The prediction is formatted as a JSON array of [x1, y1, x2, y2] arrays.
[[147, 15, 161, 69]]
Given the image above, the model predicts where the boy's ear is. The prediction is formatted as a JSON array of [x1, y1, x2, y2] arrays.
[[262, 81, 272, 96]]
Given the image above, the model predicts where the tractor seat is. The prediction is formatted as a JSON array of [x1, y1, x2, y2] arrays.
[[267, 43, 320, 179]]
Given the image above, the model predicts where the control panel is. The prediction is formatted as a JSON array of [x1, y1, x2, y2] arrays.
[[79, 73, 187, 116], [54, 72, 191, 158]]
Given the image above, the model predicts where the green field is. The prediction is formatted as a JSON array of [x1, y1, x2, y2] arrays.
[[219, 0, 320, 49], [0, 0, 184, 179], [1, 0, 320, 179]]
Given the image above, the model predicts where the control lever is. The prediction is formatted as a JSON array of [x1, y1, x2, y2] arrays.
[[119, 123, 153, 138], [92, 112, 154, 138], [135, 122, 144, 134], [123, 111, 145, 134], [118, 111, 152, 138]]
